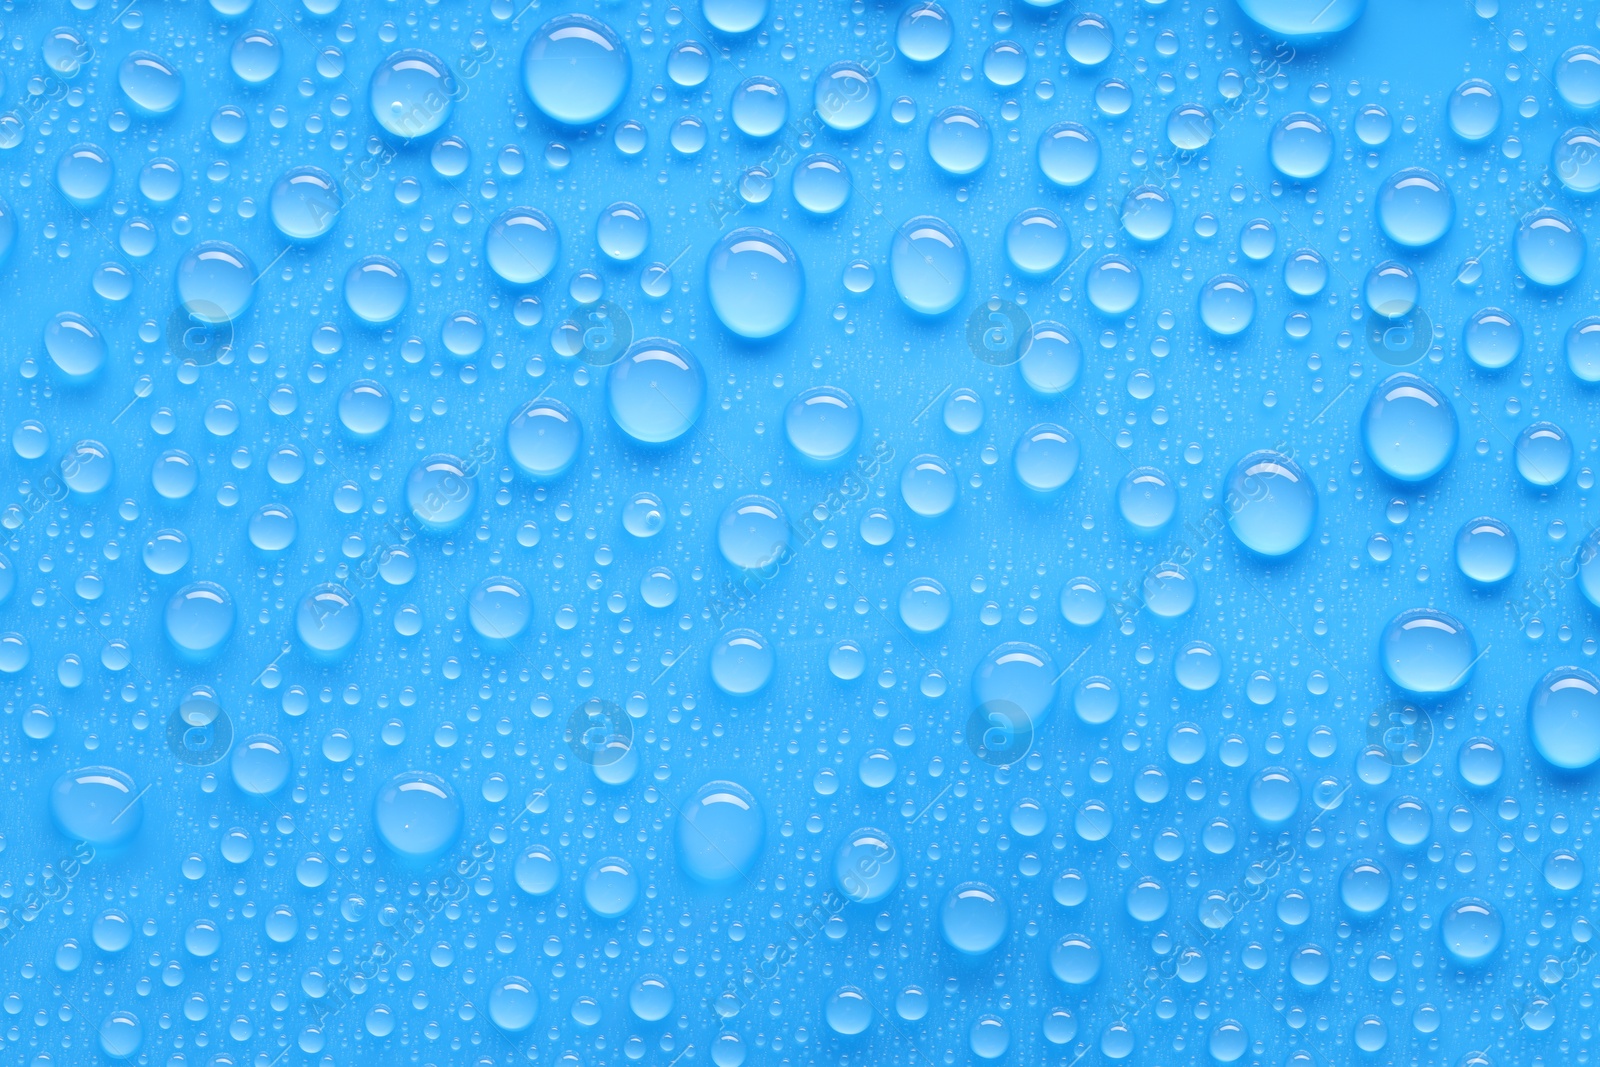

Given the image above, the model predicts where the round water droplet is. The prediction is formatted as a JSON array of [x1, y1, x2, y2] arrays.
[[943, 387, 983, 433], [119, 51, 183, 115], [515, 845, 560, 895], [1528, 666, 1600, 770], [1545, 850, 1584, 892], [1060, 577, 1104, 627], [1380, 608, 1476, 694], [897, 2, 952, 62], [1005, 207, 1067, 274], [623, 492, 666, 537], [834, 827, 901, 902], [165, 581, 234, 659], [784, 386, 860, 463], [249, 504, 295, 552], [51, 766, 142, 846], [469, 576, 531, 640], [1012, 423, 1079, 493], [890, 215, 967, 316], [508, 397, 581, 479], [1361, 373, 1456, 482], [1449, 78, 1500, 142], [1557, 45, 1600, 112], [1198, 274, 1254, 336], [44, 312, 107, 382], [1554, 127, 1600, 193], [630, 975, 674, 1022], [1121, 185, 1173, 243], [793, 154, 850, 215], [1457, 737, 1503, 788], [606, 338, 705, 445], [486, 207, 559, 286], [1065, 13, 1113, 65], [703, 0, 768, 34], [344, 255, 408, 325], [338, 379, 391, 439], [1236, 0, 1365, 37], [972, 641, 1056, 727], [99, 1011, 143, 1060], [296, 584, 361, 657], [667, 40, 710, 87], [706, 227, 803, 339], [232, 28, 282, 84], [676, 780, 764, 884], [1117, 466, 1176, 533], [717, 495, 789, 570], [370, 49, 457, 138], [1019, 322, 1081, 396], [597, 201, 649, 262], [1037, 122, 1099, 187], [927, 106, 989, 175], [1515, 208, 1585, 287], [814, 62, 878, 131], [407, 454, 477, 531], [1174, 641, 1222, 691], [1454, 517, 1516, 585], [731, 75, 786, 138], [826, 987, 873, 1035], [1463, 307, 1521, 370], [373, 771, 461, 859], [1225, 449, 1316, 557], [1377, 167, 1453, 248], [489, 976, 539, 1032], [1339, 858, 1390, 914], [270, 166, 341, 241], [1515, 421, 1572, 486], [1441, 898, 1502, 964], [231, 734, 290, 795], [900, 454, 957, 517], [899, 577, 950, 634], [710, 628, 775, 695], [1166, 103, 1213, 150], [173, 240, 255, 326], [1270, 111, 1332, 179], [1086, 254, 1140, 315], [1249, 767, 1300, 824], [55, 143, 113, 206], [941, 882, 1007, 955], [1364, 260, 1418, 318]]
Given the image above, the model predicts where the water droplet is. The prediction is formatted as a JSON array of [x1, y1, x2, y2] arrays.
[[1376, 167, 1453, 248], [900, 454, 957, 516], [973, 641, 1056, 726], [676, 780, 764, 884], [707, 227, 803, 339], [370, 49, 457, 138], [731, 75, 786, 138], [1270, 111, 1333, 179], [1012, 423, 1079, 493], [1198, 274, 1254, 336], [231, 734, 291, 795], [1464, 307, 1522, 370], [1528, 666, 1600, 770], [1037, 122, 1099, 187], [1441, 898, 1502, 964], [784, 386, 860, 463], [270, 166, 342, 241], [941, 882, 1007, 954], [119, 51, 183, 115], [165, 581, 235, 660], [1454, 517, 1516, 585], [489, 976, 539, 1032], [1514, 420, 1572, 486], [1448, 78, 1500, 141], [1380, 608, 1476, 694], [1225, 450, 1317, 557], [373, 771, 461, 858], [793, 154, 850, 215], [51, 766, 142, 846], [897, 2, 952, 62], [814, 62, 879, 131], [928, 106, 990, 175], [710, 628, 775, 695], [508, 397, 582, 479], [1235, 0, 1365, 37], [44, 312, 107, 382], [834, 827, 901, 902], [1556, 45, 1600, 112], [1515, 208, 1585, 287], [1361, 373, 1457, 483]]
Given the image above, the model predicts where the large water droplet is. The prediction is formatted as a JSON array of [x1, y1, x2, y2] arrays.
[[119, 51, 183, 115], [676, 780, 764, 884], [1514, 208, 1585, 287], [1198, 274, 1254, 336], [1528, 666, 1600, 770], [707, 227, 803, 339], [972, 641, 1057, 727], [1225, 449, 1316, 557], [522, 16, 629, 126], [941, 882, 1007, 954], [344, 255, 409, 324], [814, 62, 879, 131], [710, 628, 775, 695], [1376, 167, 1453, 248], [50, 766, 142, 846], [1556, 45, 1600, 112], [1361, 372, 1457, 482], [1012, 423, 1079, 493], [784, 386, 860, 463], [44, 311, 107, 382], [606, 338, 705, 444], [1269, 111, 1332, 179], [1514, 420, 1572, 486], [486, 207, 560, 286], [165, 581, 234, 660], [1381, 608, 1476, 694], [1441, 898, 1502, 964], [373, 771, 462, 859], [270, 166, 341, 241], [834, 827, 901, 902], [508, 397, 582, 479], [1037, 122, 1099, 187], [928, 106, 990, 175], [369, 49, 457, 139], [890, 215, 967, 316], [897, 2, 952, 62], [1463, 307, 1522, 370], [1235, 0, 1365, 37]]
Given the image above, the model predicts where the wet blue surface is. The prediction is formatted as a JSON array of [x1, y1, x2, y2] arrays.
[[1, 0, 1599, 1065]]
